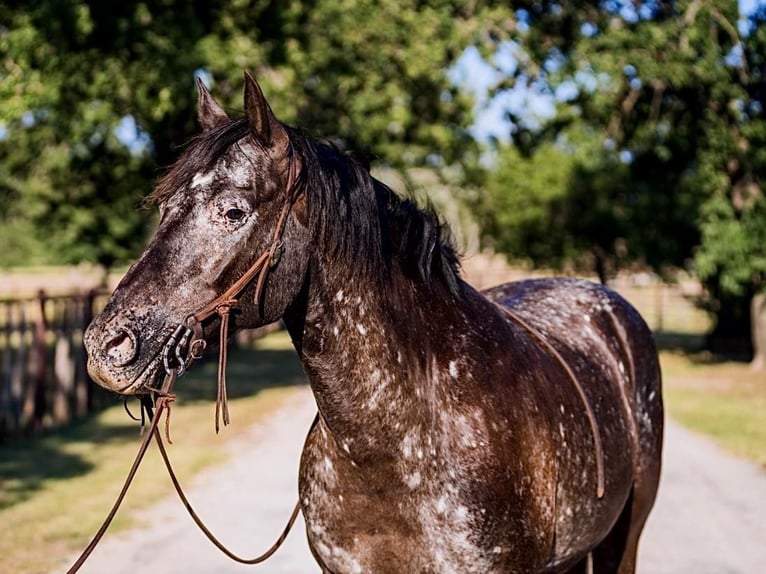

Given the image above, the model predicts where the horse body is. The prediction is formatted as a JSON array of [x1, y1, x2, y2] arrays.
[[84, 73, 662, 574], [483, 279, 662, 572], [289, 267, 660, 573]]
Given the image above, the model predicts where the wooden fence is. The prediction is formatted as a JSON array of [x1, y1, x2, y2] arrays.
[[0, 289, 110, 443]]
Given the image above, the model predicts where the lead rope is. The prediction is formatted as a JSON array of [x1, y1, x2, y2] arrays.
[[215, 305, 233, 432], [154, 412, 319, 564], [66, 380, 314, 572], [500, 305, 606, 499], [66, 372, 178, 574]]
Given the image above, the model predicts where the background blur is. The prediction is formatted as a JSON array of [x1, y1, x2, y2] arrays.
[[2, 0, 765, 350], [1, 2, 766, 572]]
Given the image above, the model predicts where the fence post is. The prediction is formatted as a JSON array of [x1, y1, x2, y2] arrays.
[[13, 301, 28, 438], [27, 290, 49, 435], [83, 289, 98, 411], [0, 301, 11, 442], [53, 297, 75, 426], [73, 291, 87, 417], [655, 283, 665, 332]]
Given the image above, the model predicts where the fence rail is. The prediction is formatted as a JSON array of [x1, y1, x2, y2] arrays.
[[0, 289, 110, 443]]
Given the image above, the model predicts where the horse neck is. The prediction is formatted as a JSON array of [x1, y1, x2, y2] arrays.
[[283, 256, 465, 460]]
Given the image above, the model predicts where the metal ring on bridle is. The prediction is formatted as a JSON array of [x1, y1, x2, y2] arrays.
[[174, 327, 193, 377], [189, 338, 207, 360], [162, 324, 193, 377]]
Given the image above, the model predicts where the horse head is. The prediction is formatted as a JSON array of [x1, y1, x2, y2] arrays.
[[84, 73, 310, 394]]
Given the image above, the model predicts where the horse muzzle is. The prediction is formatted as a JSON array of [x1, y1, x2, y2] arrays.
[[84, 312, 170, 394]]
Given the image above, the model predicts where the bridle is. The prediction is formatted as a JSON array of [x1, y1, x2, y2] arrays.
[[160, 146, 302, 432], [68, 146, 313, 573]]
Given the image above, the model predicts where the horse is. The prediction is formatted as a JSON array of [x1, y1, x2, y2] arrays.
[[84, 72, 663, 573]]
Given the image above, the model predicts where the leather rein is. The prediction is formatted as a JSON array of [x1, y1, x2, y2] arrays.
[[67, 150, 307, 573], [499, 305, 605, 499]]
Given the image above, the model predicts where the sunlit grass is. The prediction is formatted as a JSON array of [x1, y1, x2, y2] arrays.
[[660, 350, 766, 467], [0, 331, 307, 574]]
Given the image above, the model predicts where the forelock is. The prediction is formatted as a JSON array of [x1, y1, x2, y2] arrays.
[[146, 118, 250, 206]]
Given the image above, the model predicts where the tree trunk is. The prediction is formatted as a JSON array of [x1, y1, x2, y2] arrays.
[[706, 290, 752, 357], [750, 292, 766, 371]]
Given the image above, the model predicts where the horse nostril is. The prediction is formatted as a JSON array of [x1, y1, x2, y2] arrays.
[[104, 327, 139, 367]]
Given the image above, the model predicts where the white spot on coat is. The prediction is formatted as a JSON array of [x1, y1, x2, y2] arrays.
[[406, 471, 422, 489], [191, 171, 215, 189]]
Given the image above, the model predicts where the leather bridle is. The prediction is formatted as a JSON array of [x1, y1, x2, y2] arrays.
[[68, 147, 312, 573], [160, 147, 302, 433]]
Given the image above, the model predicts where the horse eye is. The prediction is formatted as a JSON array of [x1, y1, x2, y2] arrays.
[[225, 208, 246, 222]]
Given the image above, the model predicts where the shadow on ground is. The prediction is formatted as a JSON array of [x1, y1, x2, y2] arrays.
[[653, 330, 754, 365], [0, 345, 306, 511], [0, 441, 93, 510], [653, 331, 707, 353]]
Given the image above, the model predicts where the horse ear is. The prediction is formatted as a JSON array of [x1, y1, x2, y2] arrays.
[[196, 77, 230, 131], [243, 71, 288, 149]]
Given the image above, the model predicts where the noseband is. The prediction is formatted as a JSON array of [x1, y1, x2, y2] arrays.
[[159, 148, 302, 432]]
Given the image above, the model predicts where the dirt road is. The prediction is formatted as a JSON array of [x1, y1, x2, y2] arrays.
[[58, 385, 766, 573], [638, 419, 766, 573]]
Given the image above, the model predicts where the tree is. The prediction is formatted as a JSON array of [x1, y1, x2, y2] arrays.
[[0, 1, 212, 266], [1, 0, 509, 267], [693, 5, 766, 354], [477, 1, 766, 352], [478, 140, 578, 269]]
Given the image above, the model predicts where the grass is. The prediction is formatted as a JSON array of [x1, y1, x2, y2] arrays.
[[0, 330, 307, 574], [659, 348, 766, 468]]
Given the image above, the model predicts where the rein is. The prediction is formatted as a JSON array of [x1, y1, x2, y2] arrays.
[[66, 372, 177, 574], [68, 151, 306, 573], [500, 305, 606, 499]]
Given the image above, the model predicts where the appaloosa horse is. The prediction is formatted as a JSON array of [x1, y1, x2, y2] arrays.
[[84, 73, 663, 573]]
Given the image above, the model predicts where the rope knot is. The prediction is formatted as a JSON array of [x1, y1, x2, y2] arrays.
[[269, 241, 284, 268], [216, 301, 237, 316], [156, 391, 177, 444]]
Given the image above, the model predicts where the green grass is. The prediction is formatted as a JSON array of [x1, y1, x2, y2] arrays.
[[660, 350, 766, 468], [0, 330, 307, 574]]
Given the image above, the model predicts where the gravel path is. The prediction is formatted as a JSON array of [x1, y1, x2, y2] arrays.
[[638, 419, 766, 573], [59, 385, 766, 573]]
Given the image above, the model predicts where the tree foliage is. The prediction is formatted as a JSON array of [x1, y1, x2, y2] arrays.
[[1, 0, 506, 267], [478, 1, 766, 342], [4, 1, 766, 347], [1, 1, 209, 266]]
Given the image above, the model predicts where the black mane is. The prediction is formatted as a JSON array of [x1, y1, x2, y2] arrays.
[[149, 118, 462, 295]]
